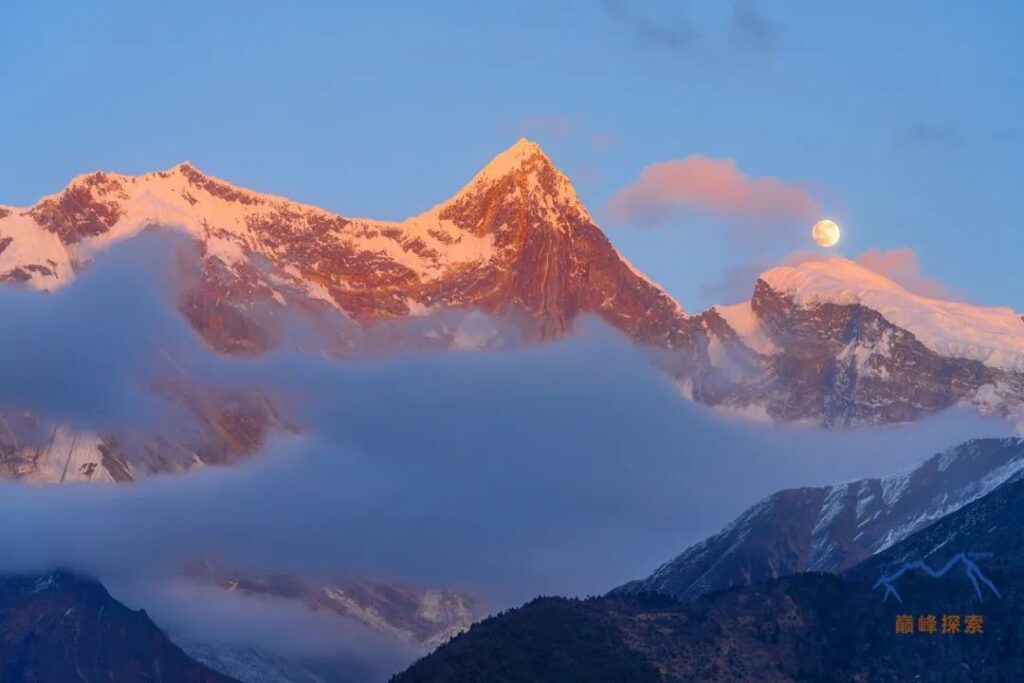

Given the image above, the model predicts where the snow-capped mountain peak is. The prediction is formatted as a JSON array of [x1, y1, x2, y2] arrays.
[[433, 138, 593, 233], [0, 140, 695, 357], [5, 143, 1024, 435], [473, 137, 548, 181], [0, 141, 702, 483], [759, 257, 1024, 371]]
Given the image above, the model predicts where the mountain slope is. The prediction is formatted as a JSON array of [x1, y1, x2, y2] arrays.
[[0, 140, 707, 482], [185, 564, 476, 651], [0, 387, 285, 483], [2, 139, 1024, 481], [761, 259, 1024, 371], [392, 595, 664, 683], [422, 140, 694, 345], [394, 473, 1024, 683], [700, 265, 1024, 425], [618, 437, 1024, 602], [0, 570, 235, 682], [0, 139, 696, 354]]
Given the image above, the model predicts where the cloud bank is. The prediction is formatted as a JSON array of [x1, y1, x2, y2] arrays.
[[854, 247, 954, 299], [601, 0, 776, 58], [0, 232, 999, 594], [0, 231, 203, 430], [0, 312, 1003, 599], [606, 155, 820, 230], [0, 231, 1005, 679]]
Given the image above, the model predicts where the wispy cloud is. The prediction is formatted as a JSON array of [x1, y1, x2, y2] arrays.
[[729, 0, 775, 54], [853, 247, 955, 299], [600, 0, 702, 53], [114, 577, 415, 682], [601, 0, 776, 58], [591, 131, 617, 152], [606, 155, 820, 228], [896, 122, 966, 149]]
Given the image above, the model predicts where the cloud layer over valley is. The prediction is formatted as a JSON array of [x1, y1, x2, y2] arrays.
[[0, 231, 1009, 678]]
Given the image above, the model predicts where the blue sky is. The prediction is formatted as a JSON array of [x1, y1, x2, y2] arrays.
[[1, 0, 1021, 310]]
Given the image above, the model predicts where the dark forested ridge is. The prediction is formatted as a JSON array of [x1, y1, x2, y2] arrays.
[[394, 476, 1024, 682], [0, 570, 236, 682]]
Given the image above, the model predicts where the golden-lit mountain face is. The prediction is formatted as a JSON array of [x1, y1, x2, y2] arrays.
[[1, 141, 1023, 486]]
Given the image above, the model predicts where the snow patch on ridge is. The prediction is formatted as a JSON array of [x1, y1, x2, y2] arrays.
[[0, 212, 73, 288], [761, 258, 1024, 371], [471, 138, 548, 183], [713, 302, 775, 355], [0, 162, 497, 298]]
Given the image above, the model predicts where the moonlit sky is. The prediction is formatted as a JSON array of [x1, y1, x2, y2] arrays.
[[2, 0, 1022, 310]]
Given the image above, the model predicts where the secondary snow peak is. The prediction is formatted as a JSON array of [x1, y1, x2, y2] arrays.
[[759, 257, 1024, 371]]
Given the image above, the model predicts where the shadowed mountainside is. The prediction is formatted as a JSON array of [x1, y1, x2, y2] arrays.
[[393, 472, 1024, 682], [0, 570, 236, 682]]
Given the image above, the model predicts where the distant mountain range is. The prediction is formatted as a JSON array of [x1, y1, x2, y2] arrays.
[[14, 441, 1018, 683], [617, 437, 1024, 602], [5, 143, 1024, 682], [1, 141, 1023, 483]]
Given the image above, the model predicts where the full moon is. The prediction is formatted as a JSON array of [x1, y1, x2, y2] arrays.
[[812, 219, 840, 247]]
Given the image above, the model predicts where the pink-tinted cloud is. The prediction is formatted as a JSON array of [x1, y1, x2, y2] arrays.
[[591, 132, 617, 153], [854, 247, 953, 299], [781, 247, 955, 299], [606, 155, 820, 227]]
